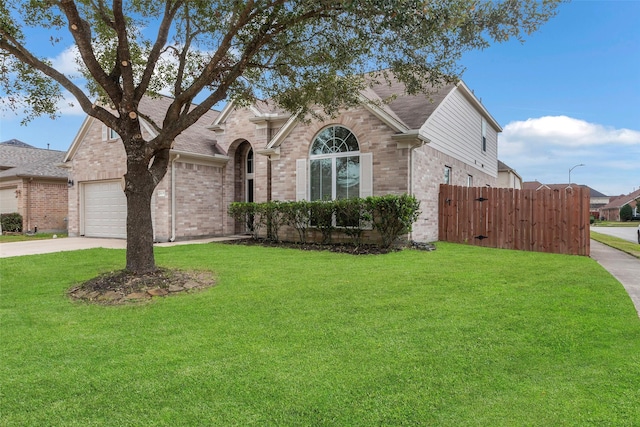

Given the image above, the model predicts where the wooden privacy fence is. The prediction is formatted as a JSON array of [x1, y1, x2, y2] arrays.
[[438, 185, 590, 256]]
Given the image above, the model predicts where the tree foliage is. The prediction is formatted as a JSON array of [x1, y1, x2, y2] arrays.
[[620, 204, 633, 222], [0, 0, 563, 272]]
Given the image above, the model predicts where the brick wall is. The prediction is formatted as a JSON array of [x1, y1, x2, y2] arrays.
[[411, 144, 495, 242], [25, 180, 69, 232], [171, 161, 225, 240], [1, 178, 67, 233]]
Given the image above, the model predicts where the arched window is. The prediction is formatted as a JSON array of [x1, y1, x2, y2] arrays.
[[309, 126, 360, 201]]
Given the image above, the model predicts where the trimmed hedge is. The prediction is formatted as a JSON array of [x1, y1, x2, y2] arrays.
[[1, 212, 23, 233], [229, 194, 421, 248]]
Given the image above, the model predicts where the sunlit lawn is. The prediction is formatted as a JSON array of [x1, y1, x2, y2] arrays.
[[0, 232, 67, 243], [1, 242, 639, 426]]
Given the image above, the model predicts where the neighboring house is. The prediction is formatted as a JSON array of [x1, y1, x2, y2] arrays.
[[0, 139, 68, 232], [600, 189, 640, 221], [497, 160, 522, 189], [523, 181, 610, 219], [64, 76, 501, 243]]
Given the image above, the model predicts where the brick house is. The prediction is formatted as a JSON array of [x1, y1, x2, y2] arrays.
[[0, 139, 69, 233], [600, 189, 640, 221], [523, 181, 611, 219], [63, 77, 501, 243]]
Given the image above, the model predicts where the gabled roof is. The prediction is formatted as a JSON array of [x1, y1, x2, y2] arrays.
[[218, 73, 501, 152], [1, 139, 35, 148], [366, 77, 456, 130], [364, 75, 501, 132], [497, 160, 522, 181], [601, 188, 640, 209], [522, 181, 609, 198], [0, 143, 67, 179], [498, 160, 515, 172], [65, 95, 223, 161]]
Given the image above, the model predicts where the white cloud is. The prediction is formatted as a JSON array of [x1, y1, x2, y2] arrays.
[[499, 116, 640, 196], [49, 45, 82, 76], [502, 116, 640, 148], [57, 92, 85, 116]]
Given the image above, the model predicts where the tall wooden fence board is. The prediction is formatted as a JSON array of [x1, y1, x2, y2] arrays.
[[438, 185, 590, 256]]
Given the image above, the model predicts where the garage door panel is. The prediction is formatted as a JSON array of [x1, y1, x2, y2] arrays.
[[83, 181, 127, 238]]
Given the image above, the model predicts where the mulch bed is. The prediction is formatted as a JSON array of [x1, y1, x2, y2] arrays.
[[68, 268, 215, 305], [224, 237, 436, 255]]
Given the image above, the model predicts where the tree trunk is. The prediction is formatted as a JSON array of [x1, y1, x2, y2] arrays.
[[124, 157, 159, 274]]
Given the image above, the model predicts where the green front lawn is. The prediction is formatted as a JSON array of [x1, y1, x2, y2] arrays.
[[592, 221, 639, 227], [1, 243, 639, 426], [0, 232, 67, 243]]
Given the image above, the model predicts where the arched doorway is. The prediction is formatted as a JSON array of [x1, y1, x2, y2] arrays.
[[233, 140, 254, 233]]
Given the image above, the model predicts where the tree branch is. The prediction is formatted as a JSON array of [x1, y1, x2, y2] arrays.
[[136, 0, 183, 100], [58, 0, 121, 104]]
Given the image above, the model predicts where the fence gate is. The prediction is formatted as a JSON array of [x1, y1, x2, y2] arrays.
[[438, 185, 590, 256]]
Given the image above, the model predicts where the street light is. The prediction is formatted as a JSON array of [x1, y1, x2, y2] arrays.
[[569, 163, 585, 185]]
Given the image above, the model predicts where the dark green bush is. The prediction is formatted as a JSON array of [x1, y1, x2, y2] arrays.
[[365, 194, 421, 248], [620, 204, 633, 222], [228, 202, 260, 238], [1, 212, 23, 233], [259, 201, 286, 242], [280, 201, 312, 243], [309, 200, 335, 244], [335, 198, 369, 246], [228, 194, 421, 248]]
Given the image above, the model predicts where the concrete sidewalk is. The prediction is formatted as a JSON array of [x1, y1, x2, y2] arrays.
[[590, 239, 640, 317], [0, 236, 244, 258]]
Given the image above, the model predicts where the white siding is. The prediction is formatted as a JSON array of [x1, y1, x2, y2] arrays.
[[420, 87, 498, 178]]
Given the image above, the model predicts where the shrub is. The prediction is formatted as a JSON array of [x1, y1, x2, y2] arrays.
[[620, 204, 633, 222], [228, 202, 260, 238], [365, 194, 421, 248], [280, 201, 312, 243], [309, 200, 335, 244], [227, 194, 421, 248], [259, 201, 286, 242], [1, 212, 23, 233], [335, 198, 369, 246]]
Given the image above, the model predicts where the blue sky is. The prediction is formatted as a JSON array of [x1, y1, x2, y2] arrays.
[[1, 0, 639, 196]]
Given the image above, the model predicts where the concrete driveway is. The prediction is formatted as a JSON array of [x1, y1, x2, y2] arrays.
[[0, 237, 127, 258], [591, 226, 639, 243], [0, 236, 245, 258]]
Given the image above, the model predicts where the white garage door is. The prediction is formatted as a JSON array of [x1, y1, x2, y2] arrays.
[[0, 187, 18, 214], [83, 181, 127, 238]]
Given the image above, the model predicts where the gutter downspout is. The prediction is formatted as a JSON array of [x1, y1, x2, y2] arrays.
[[169, 154, 180, 242], [408, 141, 426, 242]]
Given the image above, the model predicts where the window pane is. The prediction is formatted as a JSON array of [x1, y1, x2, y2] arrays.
[[311, 128, 332, 154], [311, 126, 359, 155], [247, 149, 253, 173], [310, 158, 332, 201], [336, 156, 359, 200], [345, 133, 359, 152]]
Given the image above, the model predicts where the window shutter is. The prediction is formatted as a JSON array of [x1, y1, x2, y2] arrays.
[[359, 153, 373, 198], [102, 124, 108, 141], [296, 158, 307, 201]]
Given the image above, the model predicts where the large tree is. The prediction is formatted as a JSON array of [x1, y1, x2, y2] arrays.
[[0, 0, 561, 273]]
